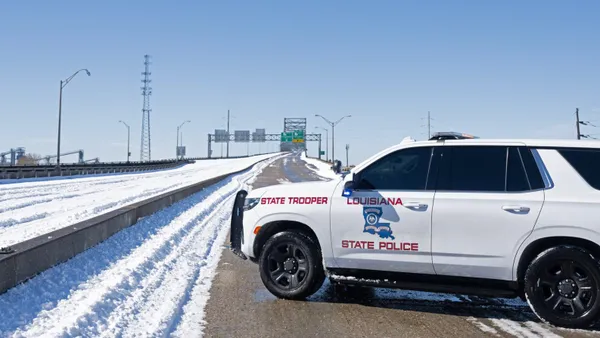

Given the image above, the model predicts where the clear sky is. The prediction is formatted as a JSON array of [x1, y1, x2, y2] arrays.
[[1, 0, 599, 165]]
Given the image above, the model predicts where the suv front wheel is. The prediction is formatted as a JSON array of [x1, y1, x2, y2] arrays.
[[524, 245, 600, 328], [258, 231, 325, 300]]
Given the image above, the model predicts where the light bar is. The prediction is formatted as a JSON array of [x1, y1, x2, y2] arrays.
[[429, 132, 479, 141]]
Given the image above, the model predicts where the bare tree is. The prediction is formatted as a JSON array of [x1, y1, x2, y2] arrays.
[[17, 153, 42, 166]]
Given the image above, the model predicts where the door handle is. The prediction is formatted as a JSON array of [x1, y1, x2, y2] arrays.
[[404, 202, 428, 209], [502, 205, 530, 213]]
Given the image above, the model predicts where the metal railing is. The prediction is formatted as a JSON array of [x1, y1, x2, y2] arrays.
[[0, 152, 281, 180]]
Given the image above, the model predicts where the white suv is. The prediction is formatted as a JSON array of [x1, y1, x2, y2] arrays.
[[229, 132, 600, 329]]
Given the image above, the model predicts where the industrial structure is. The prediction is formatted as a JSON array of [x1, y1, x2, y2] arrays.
[[140, 54, 152, 161], [41, 150, 86, 164], [0, 148, 26, 166], [207, 117, 323, 159]]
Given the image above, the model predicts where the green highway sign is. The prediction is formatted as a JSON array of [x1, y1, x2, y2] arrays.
[[280, 132, 293, 142], [292, 129, 305, 143], [281, 130, 305, 143]]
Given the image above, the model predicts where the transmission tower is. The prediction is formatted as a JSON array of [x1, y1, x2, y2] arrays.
[[140, 54, 152, 161], [420, 111, 434, 139]]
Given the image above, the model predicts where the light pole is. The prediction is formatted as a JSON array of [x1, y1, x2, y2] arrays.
[[315, 114, 351, 164], [176, 120, 191, 159], [315, 126, 329, 161], [56, 69, 91, 167], [345, 144, 350, 168], [118, 120, 131, 162]]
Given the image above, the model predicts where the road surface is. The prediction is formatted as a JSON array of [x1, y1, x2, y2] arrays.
[[203, 153, 600, 338]]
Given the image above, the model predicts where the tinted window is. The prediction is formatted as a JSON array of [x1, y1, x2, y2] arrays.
[[356, 146, 433, 190], [437, 146, 507, 191], [507, 147, 530, 191], [519, 147, 545, 190], [558, 148, 600, 190]]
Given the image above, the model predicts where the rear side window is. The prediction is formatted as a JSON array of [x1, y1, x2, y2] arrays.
[[437, 146, 507, 191], [436, 146, 534, 192], [557, 149, 600, 190], [507, 147, 530, 191], [519, 147, 546, 190]]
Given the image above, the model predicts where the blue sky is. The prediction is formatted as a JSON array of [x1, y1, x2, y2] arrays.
[[1, 0, 599, 165]]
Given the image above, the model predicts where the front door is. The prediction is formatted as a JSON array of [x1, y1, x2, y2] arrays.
[[330, 145, 439, 275]]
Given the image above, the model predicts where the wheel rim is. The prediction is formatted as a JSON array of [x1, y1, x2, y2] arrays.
[[266, 242, 309, 290], [535, 259, 598, 318]]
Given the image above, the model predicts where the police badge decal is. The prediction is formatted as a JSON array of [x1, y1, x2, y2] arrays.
[[362, 206, 395, 240]]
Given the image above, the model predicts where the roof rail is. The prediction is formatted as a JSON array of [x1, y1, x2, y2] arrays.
[[428, 132, 479, 141]]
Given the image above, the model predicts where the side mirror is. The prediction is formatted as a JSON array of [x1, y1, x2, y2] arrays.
[[342, 173, 356, 197]]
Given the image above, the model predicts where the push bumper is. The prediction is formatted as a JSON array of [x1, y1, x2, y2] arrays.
[[230, 189, 248, 260]]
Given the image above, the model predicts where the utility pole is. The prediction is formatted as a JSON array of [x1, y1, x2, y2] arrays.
[[345, 144, 349, 168], [226, 109, 230, 158], [576, 108, 581, 140]]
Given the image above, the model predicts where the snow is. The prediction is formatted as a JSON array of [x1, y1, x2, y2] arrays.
[[0, 153, 277, 338], [466, 317, 500, 336], [300, 151, 341, 180], [319, 276, 566, 337], [0, 153, 282, 247]]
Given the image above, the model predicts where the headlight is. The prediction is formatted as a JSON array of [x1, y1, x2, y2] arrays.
[[243, 197, 260, 211]]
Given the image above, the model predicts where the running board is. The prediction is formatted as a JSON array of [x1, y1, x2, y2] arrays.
[[229, 189, 248, 260], [328, 269, 519, 298]]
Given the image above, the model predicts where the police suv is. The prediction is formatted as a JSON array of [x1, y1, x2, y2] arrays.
[[229, 132, 600, 329]]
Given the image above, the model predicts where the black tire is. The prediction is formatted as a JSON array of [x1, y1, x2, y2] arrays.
[[524, 245, 600, 328], [258, 231, 325, 300]]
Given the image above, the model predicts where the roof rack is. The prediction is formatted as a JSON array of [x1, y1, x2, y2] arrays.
[[428, 132, 479, 141]]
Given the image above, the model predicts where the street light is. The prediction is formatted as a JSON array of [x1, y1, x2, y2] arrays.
[[56, 68, 91, 167], [118, 120, 131, 162], [176, 120, 191, 159], [315, 114, 351, 164], [315, 126, 329, 161]]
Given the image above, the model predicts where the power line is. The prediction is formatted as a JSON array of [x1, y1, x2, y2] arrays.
[[576, 108, 597, 140]]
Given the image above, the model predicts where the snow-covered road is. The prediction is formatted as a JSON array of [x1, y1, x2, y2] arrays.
[[0, 153, 279, 338], [0, 154, 280, 248]]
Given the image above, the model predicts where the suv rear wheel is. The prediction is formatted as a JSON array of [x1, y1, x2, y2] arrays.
[[524, 245, 600, 328], [259, 231, 325, 300]]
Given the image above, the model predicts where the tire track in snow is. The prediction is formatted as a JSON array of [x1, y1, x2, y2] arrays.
[[0, 155, 280, 338], [0, 194, 80, 214]]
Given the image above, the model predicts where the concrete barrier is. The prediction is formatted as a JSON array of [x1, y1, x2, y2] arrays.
[[0, 155, 276, 294]]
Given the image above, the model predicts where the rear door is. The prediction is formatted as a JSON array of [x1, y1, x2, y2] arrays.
[[431, 144, 545, 281]]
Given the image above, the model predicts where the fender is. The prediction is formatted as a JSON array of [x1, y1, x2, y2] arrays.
[[512, 225, 600, 280], [253, 212, 336, 267]]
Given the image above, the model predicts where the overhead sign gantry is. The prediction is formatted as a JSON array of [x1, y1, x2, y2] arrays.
[[207, 122, 322, 159]]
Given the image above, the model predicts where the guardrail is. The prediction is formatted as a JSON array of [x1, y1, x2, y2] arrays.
[[0, 152, 281, 180], [0, 154, 279, 294]]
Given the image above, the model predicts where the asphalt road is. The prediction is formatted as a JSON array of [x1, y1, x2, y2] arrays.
[[203, 153, 600, 338]]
